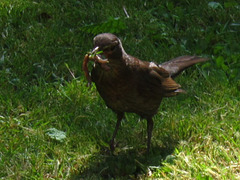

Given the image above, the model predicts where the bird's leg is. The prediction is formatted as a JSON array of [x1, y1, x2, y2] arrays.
[[110, 113, 124, 152], [147, 117, 154, 153]]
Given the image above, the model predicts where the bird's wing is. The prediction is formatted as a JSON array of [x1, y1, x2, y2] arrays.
[[135, 60, 181, 97]]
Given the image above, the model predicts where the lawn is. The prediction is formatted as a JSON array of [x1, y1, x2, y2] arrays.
[[0, 0, 239, 179]]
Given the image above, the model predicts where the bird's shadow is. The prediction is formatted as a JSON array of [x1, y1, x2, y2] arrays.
[[70, 143, 176, 179]]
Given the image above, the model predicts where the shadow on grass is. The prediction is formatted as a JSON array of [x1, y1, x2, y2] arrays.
[[71, 143, 176, 179]]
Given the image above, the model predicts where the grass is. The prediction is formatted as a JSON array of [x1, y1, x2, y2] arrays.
[[0, 0, 240, 179]]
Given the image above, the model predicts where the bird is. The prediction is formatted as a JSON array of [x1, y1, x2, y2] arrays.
[[84, 33, 208, 153]]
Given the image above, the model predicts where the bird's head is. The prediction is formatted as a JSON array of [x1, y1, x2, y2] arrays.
[[92, 33, 126, 60]]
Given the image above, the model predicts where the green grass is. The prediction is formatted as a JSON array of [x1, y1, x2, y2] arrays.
[[1, 0, 240, 179]]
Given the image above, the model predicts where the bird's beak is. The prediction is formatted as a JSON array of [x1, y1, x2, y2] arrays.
[[91, 46, 99, 54]]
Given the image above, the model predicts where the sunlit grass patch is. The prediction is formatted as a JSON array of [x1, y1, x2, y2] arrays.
[[0, 0, 240, 179]]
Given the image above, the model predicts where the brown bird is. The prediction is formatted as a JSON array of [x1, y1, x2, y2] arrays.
[[84, 33, 208, 153]]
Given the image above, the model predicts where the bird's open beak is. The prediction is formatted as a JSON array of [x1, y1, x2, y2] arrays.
[[91, 46, 99, 54]]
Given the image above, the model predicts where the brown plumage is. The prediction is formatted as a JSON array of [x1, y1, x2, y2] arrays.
[[85, 33, 208, 152]]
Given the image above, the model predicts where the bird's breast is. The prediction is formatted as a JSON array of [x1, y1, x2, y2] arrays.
[[91, 63, 162, 116]]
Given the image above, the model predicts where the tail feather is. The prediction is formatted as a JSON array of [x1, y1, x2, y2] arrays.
[[160, 56, 208, 78]]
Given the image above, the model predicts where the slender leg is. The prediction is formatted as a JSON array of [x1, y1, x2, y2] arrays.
[[110, 112, 124, 152], [147, 117, 154, 153]]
